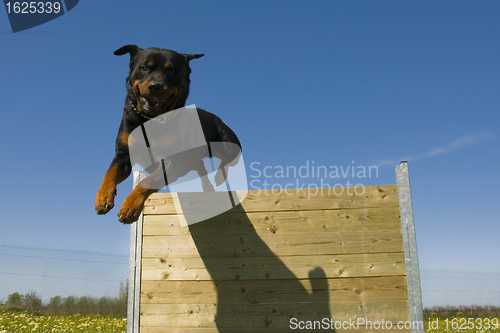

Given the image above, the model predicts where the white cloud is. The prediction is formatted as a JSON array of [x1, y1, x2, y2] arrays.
[[375, 132, 494, 167], [423, 133, 493, 158]]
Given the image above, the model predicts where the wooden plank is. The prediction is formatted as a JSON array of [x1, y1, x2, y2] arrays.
[[139, 300, 411, 328], [140, 276, 408, 304], [141, 230, 403, 258], [141, 253, 405, 281], [144, 185, 399, 214], [239, 185, 400, 212], [142, 207, 402, 236]]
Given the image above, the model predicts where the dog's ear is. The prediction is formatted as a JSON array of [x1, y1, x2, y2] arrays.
[[114, 45, 143, 60], [183, 53, 204, 61]]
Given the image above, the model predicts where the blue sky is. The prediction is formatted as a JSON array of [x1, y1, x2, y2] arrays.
[[1, 1, 499, 305]]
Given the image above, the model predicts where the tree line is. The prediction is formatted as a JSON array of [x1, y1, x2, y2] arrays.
[[0, 281, 128, 316], [424, 305, 500, 319]]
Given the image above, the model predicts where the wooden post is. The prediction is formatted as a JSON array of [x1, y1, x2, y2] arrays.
[[396, 161, 424, 333], [127, 170, 146, 333]]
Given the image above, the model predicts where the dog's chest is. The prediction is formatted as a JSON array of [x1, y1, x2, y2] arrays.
[[128, 108, 207, 168]]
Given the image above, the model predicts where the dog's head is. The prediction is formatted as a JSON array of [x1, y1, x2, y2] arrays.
[[114, 45, 203, 117]]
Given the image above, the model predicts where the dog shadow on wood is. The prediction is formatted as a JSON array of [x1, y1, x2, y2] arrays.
[[187, 203, 336, 332]]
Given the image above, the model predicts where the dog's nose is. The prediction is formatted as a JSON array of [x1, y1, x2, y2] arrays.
[[148, 82, 164, 93]]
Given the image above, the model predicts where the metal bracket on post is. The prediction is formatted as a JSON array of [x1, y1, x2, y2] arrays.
[[127, 170, 146, 333], [396, 162, 424, 333]]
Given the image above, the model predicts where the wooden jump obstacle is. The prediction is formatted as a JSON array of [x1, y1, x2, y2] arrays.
[[127, 162, 424, 333]]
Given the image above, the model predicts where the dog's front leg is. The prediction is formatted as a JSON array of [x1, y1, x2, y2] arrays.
[[95, 153, 131, 215], [117, 163, 166, 224], [117, 185, 156, 224]]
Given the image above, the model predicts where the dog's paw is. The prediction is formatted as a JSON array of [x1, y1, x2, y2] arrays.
[[118, 192, 145, 224], [95, 186, 116, 215]]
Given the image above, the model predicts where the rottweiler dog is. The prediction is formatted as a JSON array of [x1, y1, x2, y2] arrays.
[[95, 45, 241, 223]]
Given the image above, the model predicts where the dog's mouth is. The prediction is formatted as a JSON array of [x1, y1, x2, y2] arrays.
[[138, 95, 171, 115], [133, 81, 178, 116]]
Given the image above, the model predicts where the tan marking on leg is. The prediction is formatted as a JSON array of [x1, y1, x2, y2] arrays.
[[95, 163, 121, 214], [119, 131, 130, 147]]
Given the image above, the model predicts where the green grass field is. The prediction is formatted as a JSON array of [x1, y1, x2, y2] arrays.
[[0, 312, 126, 333]]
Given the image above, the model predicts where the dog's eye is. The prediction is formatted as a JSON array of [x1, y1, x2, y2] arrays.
[[140, 65, 148, 72], [166, 69, 175, 76]]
